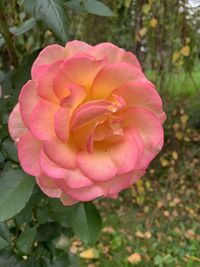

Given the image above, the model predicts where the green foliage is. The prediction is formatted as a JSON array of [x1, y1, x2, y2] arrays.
[[0, 169, 35, 221], [23, 0, 69, 43], [66, 0, 114, 16], [72, 203, 102, 245]]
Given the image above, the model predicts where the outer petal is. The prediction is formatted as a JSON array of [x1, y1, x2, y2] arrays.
[[113, 81, 166, 123], [77, 149, 118, 182], [19, 80, 39, 128], [8, 104, 27, 142], [37, 61, 63, 104], [55, 169, 93, 189], [31, 44, 68, 79], [63, 185, 104, 202], [123, 107, 164, 153], [91, 62, 146, 99], [60, 193, 79, 206], [40, 150, 71, 178], [43, 139, 76, 169], [53, 55, 105, 99], [65, 40, 92, 56], [36, 175, 61, 198], [40, 150, 93, 188], [29, 100, 59, 141], [90, 42, 141, 69], [18, 132, 42, 176]]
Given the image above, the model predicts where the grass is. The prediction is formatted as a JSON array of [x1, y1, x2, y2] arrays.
[[70, 98, 200, 267], [145, 64, 200, 96]]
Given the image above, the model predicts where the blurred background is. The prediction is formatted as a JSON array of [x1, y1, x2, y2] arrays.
[[0, 0, 200, 266]]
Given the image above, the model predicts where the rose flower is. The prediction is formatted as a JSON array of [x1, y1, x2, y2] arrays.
[[9, 41, 166, 205]]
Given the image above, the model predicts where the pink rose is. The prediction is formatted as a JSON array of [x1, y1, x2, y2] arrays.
[[9, 41, 166, 205]]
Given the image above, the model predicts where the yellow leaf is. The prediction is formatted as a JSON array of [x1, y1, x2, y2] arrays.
[[80, 248, 99, 259], [142, 4, 151, 14], [139, 27, 147, 37], [124, 0, 132, 8], [128, 253, 142, 265], [180, 46, 190, 57], [149, 18, 158, 28], [180, 114, 189, 124], [172, 151, 178, 160], [172, 51, 180, 63], [175, 131, 183, 141], [160, 159, 170, 167], [185, 37, 191, 44]]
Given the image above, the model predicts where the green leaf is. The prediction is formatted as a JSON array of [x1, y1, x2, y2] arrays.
[[1, 138, 18, 162], [0, 169, 35, 221], [71, 203, 101, 245], [16, 227, 36, 254], [23, 0, 68, 43], [49, 199, 75, 227], [66, 0, 113, 17], [0, 223, 11, 250], [0, 249, 20, 267], [0, 18, 36, 47], [37, 222, 60, 241]]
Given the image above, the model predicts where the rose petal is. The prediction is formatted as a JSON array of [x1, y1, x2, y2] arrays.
[[8, 104, 27, 142], [43, 139, 76, 169], [123, 107, 164, 153], [65, 40, 92, 56], [77, 149, 118, 182], [53, 55, 105, 99], [18, 132, 42, 176], [29, 100, 59, 141], [31, 44, 67, 79], [90, 42, 141, 69], [19, 80, 39, 128], [37, 61, 64, 104], [113, 81, 166, 123], [91, 62, 146, 99], [54, 108, 71, 142]]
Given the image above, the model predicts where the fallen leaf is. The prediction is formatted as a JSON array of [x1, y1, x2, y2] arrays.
[[180, 46, 190, 56], [139, 27, 147, 37], [180, 114, 189, 124], [172, 51, 180, 63], [80, 248, 99, 259], [128, 253, 142, 264]]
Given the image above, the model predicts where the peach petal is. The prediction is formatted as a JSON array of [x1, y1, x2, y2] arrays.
[[113, 81, 166, 123], [31, 44, 68, 79], [36, 176, 61, 198], [91, 62, 146, 99], [29, 100, 59, 141], [91, 42, 141, 69], [18, 80, 39, 128], [55, 169, 93, 189], [60, 83, 86, 109], [37, 61, 64, 104], [54, 108, 71, 142], [8, 104, 27, 142], [39, 150, 70, 179], [65, 40, 92, 56], [60, 193, 79, 206], [18, 132, 42, 176], [70, 100, 112, 130], [123, 107, 164, 153], [53, 55, 105, 99], [108, 130, 141, 174], [43, 139, 76, 169], [77, 150, 118, 182], [64, 185, 104, 202]]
